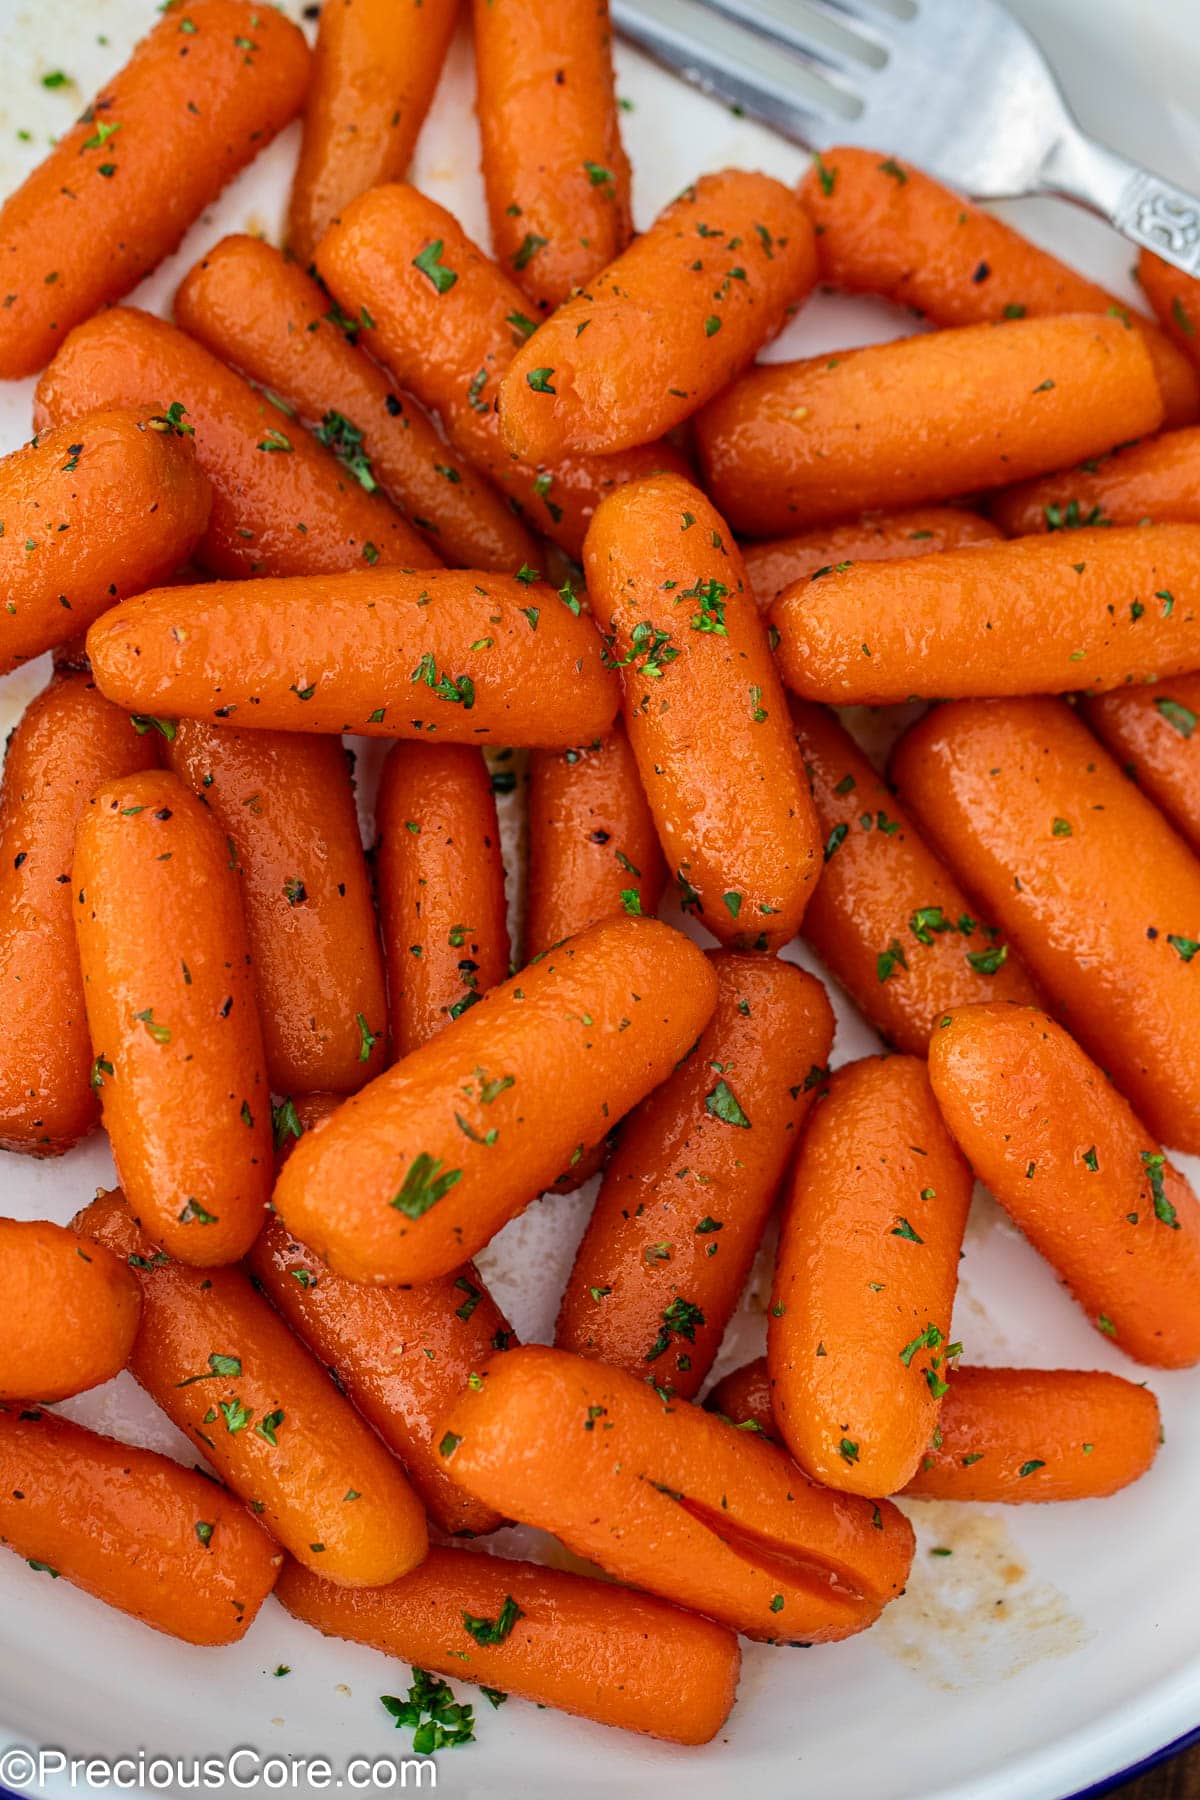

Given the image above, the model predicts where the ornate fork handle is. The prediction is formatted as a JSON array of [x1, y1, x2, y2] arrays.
[[1041, 128, 1200, 278]]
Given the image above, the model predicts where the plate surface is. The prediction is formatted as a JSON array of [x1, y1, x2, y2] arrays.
[[1, 1, 1199, 1796]]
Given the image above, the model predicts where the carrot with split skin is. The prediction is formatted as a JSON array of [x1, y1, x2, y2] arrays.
[[0, 1405, 280, 1644], [556, 953, 834, 1399], [34, 308, 433, 578], [928, 1003, 1200, 1368], [0, 670, 159, 1155], [694, 313, 1164, 536], [583, 474, 820, 951], [165, 721, 387, 1095], [772, 524, 1200, 704], [0, 1219, 140, 1402], [743, 508, 1000, 613], [769, 1055, 973, 1498], [279, 1544, 739, 1743], [86, 569, 617, 747], [174, 234, 536, 573], [1082, 674, 1200, 856], [991, 427, 1200, 536], [1138, 250, 1200, 371], [73, 1189, 428, 1586], [437, 1344, 914, 1641], [0, 0, 310, 380]]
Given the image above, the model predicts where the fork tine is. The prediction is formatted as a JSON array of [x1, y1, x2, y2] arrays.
[[802, 0, 909, 30], [696, 0, 877, 81]]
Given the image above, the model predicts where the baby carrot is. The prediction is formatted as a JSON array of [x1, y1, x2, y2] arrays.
[[73, 770, 272, 1265], [0, 0, 310, 380], [1082, 673, 1200, 856], [0, 408, 210, 677], [288, 0, 460, 265], [0, 670, 158, 1155], [928, 1003, 1200, 1367], [0, 1405, 280, 1644], [769, 1055, 973, 1498], [33, 308, 433, 578], [174, 234, 537, 572], [891, 698, 1200, 1155], [74, 1189, 428, 1586], [314, 182, 689, 558], [500, 170, 817, 460], [86, 570, 617, 747], [556, 952, 834, 1398], [273, 915, 719, 1284], [437, 1344, 914, 1641], [165, 721, 387, 1094], [743, 507, 1000, 613], [772, 524, 1200, 705], [706, 1356, 774, 1435], [694, 313, 1164, 536], [798, 147, 1199, 428], [1138, 249, 1200, 370], [526, 723, 666, 958], [1, 1219, 140, 1402], [375, 742, 510, 1058], [991, 427, 1200, 536], [791, 701, 1038, 1053], [583, 474, 820, 950], [474, 0, 632, 311]]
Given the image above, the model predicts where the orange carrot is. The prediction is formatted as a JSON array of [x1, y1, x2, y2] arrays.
[[928, 1003, 1200, 1368], [174, 234, 536, 572], [0, 0, 310, 380], [769, 1055, 973, 1497], [991, 427, 1200, 536], [1082, 673, 1200, 856], [705, 1356, 774, 1434], [73, 770, 272, 1265], [437, 1344, 914, 1641], [890, 697, 1200, 1155], [278, 1544, 740, 1742], [1138, 249, 1200, 371], [0, 1219, 140, 1402], [273, 915, 719, 1284], [0, 1404, 280, 1644], [74, 1189, 428, 1586], [772, 525, 1200, 704], [165, 721, 388, 1094], [742, 508, 1001, 613], [583, 474, 820, 949], [694, 313, 1164, 535], [556, 952, 834, 1398]]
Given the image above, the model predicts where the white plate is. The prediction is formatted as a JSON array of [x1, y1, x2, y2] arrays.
[[1, 1, 1199, 1796]]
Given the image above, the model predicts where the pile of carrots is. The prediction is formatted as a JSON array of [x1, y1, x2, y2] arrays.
[[4, 0, 1200, 1752]]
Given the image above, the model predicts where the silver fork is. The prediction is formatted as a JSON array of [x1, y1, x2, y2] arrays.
[[610, 0, 1200, 276]]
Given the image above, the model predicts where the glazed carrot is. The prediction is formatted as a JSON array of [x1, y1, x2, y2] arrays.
[[742, 508, 1001, 613], [694, 314, 1164, 535], [772, 525, 1200, 705], [584, 475, 818, 948], [768, 1055, 973, 1498], [281, 1543, 738, 1742], [891, 698, 1200, 1155], [0, 1219, 140, 1402], [33, 308, 433, 578], [288, 0, 460, 264], [991, 427, 1200, 536], [273, 915, 719, 1284], [0, 0, 310, 380], [74, 1189, 428, 1586], [1082, 673, 1200, 856], [473, 0, 631, 311], [791, 702, 1038, 1054], [0, 1405, 279, 1644], [437, 1344, 914, 1641], [174, 234, 536, 572], [86, 570, 617, 747], [1138, 250, 1200, 370], [798, 147, 1199, 428], [73, 770, 272, 1265], [526, 723, 666, 957], [500, 170, 817, 460], [314, 183, 689, 558], [375, 742, 510, 1059], [705, 1356, 774, 1434], [165, 721, 387, 1094], [0, 671, 159, 1155], [928, 1004, 1200, 1367], [0, 409, 209, 677], [557, 953, 834, 1399]]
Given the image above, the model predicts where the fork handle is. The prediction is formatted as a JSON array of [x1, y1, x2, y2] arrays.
[[1040, 127, 1200, 279]]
